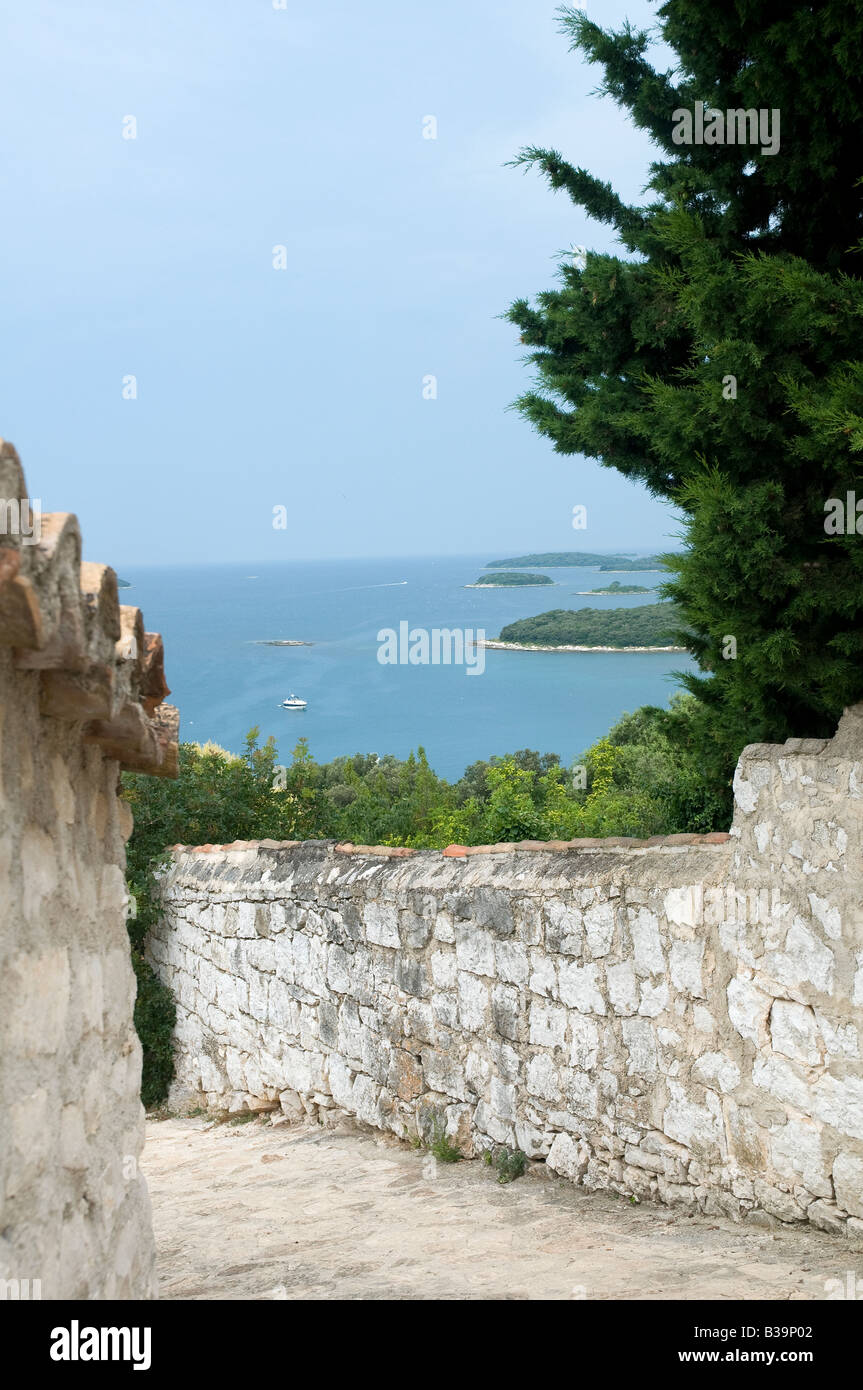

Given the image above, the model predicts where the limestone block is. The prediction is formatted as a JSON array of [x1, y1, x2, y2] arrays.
[[807, 1199, 847, 1234], [526, 1053, 560, 1102], [529, 1000, 566, 1048], [566, 1072, 600, 1121], [833, 1151, 863, 1220], [430, 949, 456, 988], [365, 901, 400, 948], [528, 950, 557, 998], [431, 990, 458, 1029], [584, 901, 615, 957], [279, 1045, 317, 1095], [664, 886, 703, 927], [394, 954, 427, 998], [692, 1052, 740, 1095], [515, 1120, 553, 1159], [764, 919, 834, 995], [495, 939, 529, 985], [727, 976, 771, 1045], [569, 1015, 600, 1072], [638, 979, 669, 1018], [399, 910, 430, 950], [402, 997, 434, 1045], [390, 1049, 424, 1101], [808, 892, 841, 940], [769, 999, 822, 1066], [669, 939, 705, 998], [662, 1081, 724, 1157], [543, 898, 583, 956], [547, 1131, 590, 1181], [455, 924, 495, 978], [853, 953, 863, 1008], [491, 983, 521, 1041], [490, 1076, 517, 1121], [628, 907, 665, 976], [559, 961, 606, 1015], [811, 1073, 863, 1142], [457, 972, 489, 1032], [607, 960, 638, 1015], [770, 1117, 832, 1199], [752, 1054, 813, 1113], [622, 1017, 659, 1081]]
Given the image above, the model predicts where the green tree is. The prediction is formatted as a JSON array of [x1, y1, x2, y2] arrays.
[[508, 3, 863, 797]]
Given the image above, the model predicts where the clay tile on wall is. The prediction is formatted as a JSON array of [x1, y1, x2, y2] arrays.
[[0, 441, 179, 779]]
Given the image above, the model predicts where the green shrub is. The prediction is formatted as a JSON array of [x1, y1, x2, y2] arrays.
[[428, 1118, 462, 1164], [484, 1145, 528, 1184], [131, 950, 176, 1110]]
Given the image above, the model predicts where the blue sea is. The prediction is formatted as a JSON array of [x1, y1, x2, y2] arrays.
[[121, 556, 694, 781]]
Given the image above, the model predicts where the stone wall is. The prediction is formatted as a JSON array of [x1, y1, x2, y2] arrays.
[[150, 708, 863, 1238], [0, 439, 178, 1299]]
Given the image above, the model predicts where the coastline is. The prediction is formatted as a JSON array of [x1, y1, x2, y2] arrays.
[[464, 583, 552, 589], [478, 640, 687, 653]]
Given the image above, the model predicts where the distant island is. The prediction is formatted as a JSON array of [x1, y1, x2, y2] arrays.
[[251, 639, 314, 647], [467, 571, 553, 588], [486, 552, 671, 570], [598, 559, 667, 572], [483, 604, 688, 652], [117, 578, 131, 588], [576, 580, 655, 595]]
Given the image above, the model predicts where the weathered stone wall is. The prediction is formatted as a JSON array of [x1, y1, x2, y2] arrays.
[[0, 439, 178, 1299], [151, 707, 863, 1238]]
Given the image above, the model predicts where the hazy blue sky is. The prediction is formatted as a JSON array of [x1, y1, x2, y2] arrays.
[[3, 0, 680, 565]]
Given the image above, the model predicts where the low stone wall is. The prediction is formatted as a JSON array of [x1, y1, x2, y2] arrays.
[[150, 707, 863, 1237], [0, 439, 178, 1299]]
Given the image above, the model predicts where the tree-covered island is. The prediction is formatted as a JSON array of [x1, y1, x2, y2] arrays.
[[487, 551, 668, 570], [578, 581, 654, 595], [468, 571, 553, 587], [488, 604, 688, 650]]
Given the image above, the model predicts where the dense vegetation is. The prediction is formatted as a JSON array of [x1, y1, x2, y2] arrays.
[[497, 603, 684, 647], [508, 2, 863, 794], [583, 581, 653, 594], [488, 551, 667, 569], [123, 698, 728, 1102], [473, 571, 553, 586]]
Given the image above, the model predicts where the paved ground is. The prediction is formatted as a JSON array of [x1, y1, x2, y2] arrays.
[[143, 1114, 861, 1301]]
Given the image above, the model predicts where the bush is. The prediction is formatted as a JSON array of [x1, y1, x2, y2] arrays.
[[131, 950, 176, 1110]]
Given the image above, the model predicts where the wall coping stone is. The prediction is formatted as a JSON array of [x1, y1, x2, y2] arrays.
[[0, 437, 178, 775], [168, 832, 732, 857]]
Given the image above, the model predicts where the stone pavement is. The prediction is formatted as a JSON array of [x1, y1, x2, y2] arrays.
[[143, 1115, 861, 1300]]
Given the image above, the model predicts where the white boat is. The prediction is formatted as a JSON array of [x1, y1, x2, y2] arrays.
[[280, 693, 307, 709]]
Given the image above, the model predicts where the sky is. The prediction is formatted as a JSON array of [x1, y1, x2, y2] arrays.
[[1, 0, 681, 565]]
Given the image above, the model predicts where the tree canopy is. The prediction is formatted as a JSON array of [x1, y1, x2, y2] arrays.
[[508, 2, 863, 790]]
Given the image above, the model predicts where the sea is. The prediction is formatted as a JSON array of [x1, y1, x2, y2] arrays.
[[120, 556, 695, 782]]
